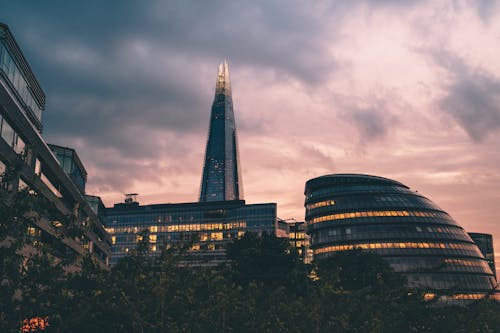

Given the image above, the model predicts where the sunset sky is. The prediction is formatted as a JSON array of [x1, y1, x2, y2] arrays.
[[2, 1, 500, 273]]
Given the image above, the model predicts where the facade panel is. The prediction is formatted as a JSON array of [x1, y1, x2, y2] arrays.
[[468, 232, 496, 279]]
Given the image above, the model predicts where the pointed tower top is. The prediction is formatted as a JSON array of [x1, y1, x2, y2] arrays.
[[216, 59, 231, 96], [199, 61, 243, 202]]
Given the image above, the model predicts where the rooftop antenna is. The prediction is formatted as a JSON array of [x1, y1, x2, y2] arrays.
[[124, 193, 138, 204]]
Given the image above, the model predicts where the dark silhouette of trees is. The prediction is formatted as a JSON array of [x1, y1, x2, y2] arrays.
[[2, 189, 500, 332]]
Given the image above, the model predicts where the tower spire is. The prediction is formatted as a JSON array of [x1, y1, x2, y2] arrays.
[[199, 61, 243, 202], [216, 59, 231, 96]]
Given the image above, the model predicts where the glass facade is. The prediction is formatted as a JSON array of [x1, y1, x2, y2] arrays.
[[468, 233, 496, 279], [199, 61, 243, 202], [105, 199, 276, 266], [0, 25, 44, 130], [48, 144, 87, 194], [305, 174, 497, 300]]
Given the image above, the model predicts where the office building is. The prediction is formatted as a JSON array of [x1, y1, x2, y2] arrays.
[[468, 232, 496, 280], [0, 23, 110, 266], [276, 219, 312, 263], [48, 144, 87, 194], [105, 197, 276, 266], [305, 174, 497, 301]]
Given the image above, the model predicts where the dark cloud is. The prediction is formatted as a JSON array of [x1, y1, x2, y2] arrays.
[[338, 96, 399, 143], [350, 109, 389, 140], [432, 50, 500, 142], [0, 0, 339, 164]]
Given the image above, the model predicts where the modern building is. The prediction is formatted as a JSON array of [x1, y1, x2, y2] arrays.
[[48, 144, 87, 194], [305, 174, 497, 301], [105, 197, 276, 266], [0, 23, 110, 266], [276, 219, 312, 263], [468, 233, 496, 280], [105, 61, 277, 266], [199, 60, 243, 202]]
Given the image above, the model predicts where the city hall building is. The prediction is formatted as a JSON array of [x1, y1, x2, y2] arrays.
[[305, 174, 498, 301]]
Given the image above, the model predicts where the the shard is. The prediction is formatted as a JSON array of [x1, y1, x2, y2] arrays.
[[199, 60, 243, 202]]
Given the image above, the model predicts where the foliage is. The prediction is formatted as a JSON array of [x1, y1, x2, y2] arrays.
[[2, 190, 500, 332]]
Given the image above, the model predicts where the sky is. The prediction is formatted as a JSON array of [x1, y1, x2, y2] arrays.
[[2, 1, 500, 273]]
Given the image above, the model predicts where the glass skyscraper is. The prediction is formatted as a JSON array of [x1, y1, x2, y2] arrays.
[[199, 60, 243, 202], [305, 174, 498, 302], [104, 61, 277, 265]]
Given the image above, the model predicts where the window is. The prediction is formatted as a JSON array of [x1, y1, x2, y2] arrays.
[[1, 118, 15, 146]]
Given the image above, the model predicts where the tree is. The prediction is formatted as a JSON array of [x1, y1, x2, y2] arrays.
[[314, 249, 406, 292], [226, 232, 310, 293]]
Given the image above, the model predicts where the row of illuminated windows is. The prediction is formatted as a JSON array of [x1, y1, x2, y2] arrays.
[[112, 230, 247, 245], [290, 231, 307, 240], [0, 42, 43, 123], [306, 199, 335, 210], [314, 241, 475, 254], [106, 221, 247, 234], [443, 293, 488, 300], [423, 293, 489, 301], [444, 258, 492, 270], [114, 242, 227, 255], [309, 210, 445, 224]]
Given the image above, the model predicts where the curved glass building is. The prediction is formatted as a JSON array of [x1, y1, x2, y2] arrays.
[[305, 174, 497, 300]]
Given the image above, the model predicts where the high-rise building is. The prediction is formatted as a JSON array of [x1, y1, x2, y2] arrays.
[[468, 233, 496, 280], [199, 60, 243, 202], [105, 62, 277, 266], [0, 23, 110, 266], [305, 174, 498, 302]]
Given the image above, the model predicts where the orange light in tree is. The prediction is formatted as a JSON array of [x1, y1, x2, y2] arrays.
[[20, 316, 49, 332]]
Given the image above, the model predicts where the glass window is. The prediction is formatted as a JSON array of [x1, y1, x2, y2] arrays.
[[14, 134, 25, 154], [1, 118, 15, 147]]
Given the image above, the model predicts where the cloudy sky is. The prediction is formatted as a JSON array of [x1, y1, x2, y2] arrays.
[[2, 1, 500, 271]]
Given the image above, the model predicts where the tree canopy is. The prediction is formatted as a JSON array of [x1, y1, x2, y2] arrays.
[[1, 190, 500, 332]]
